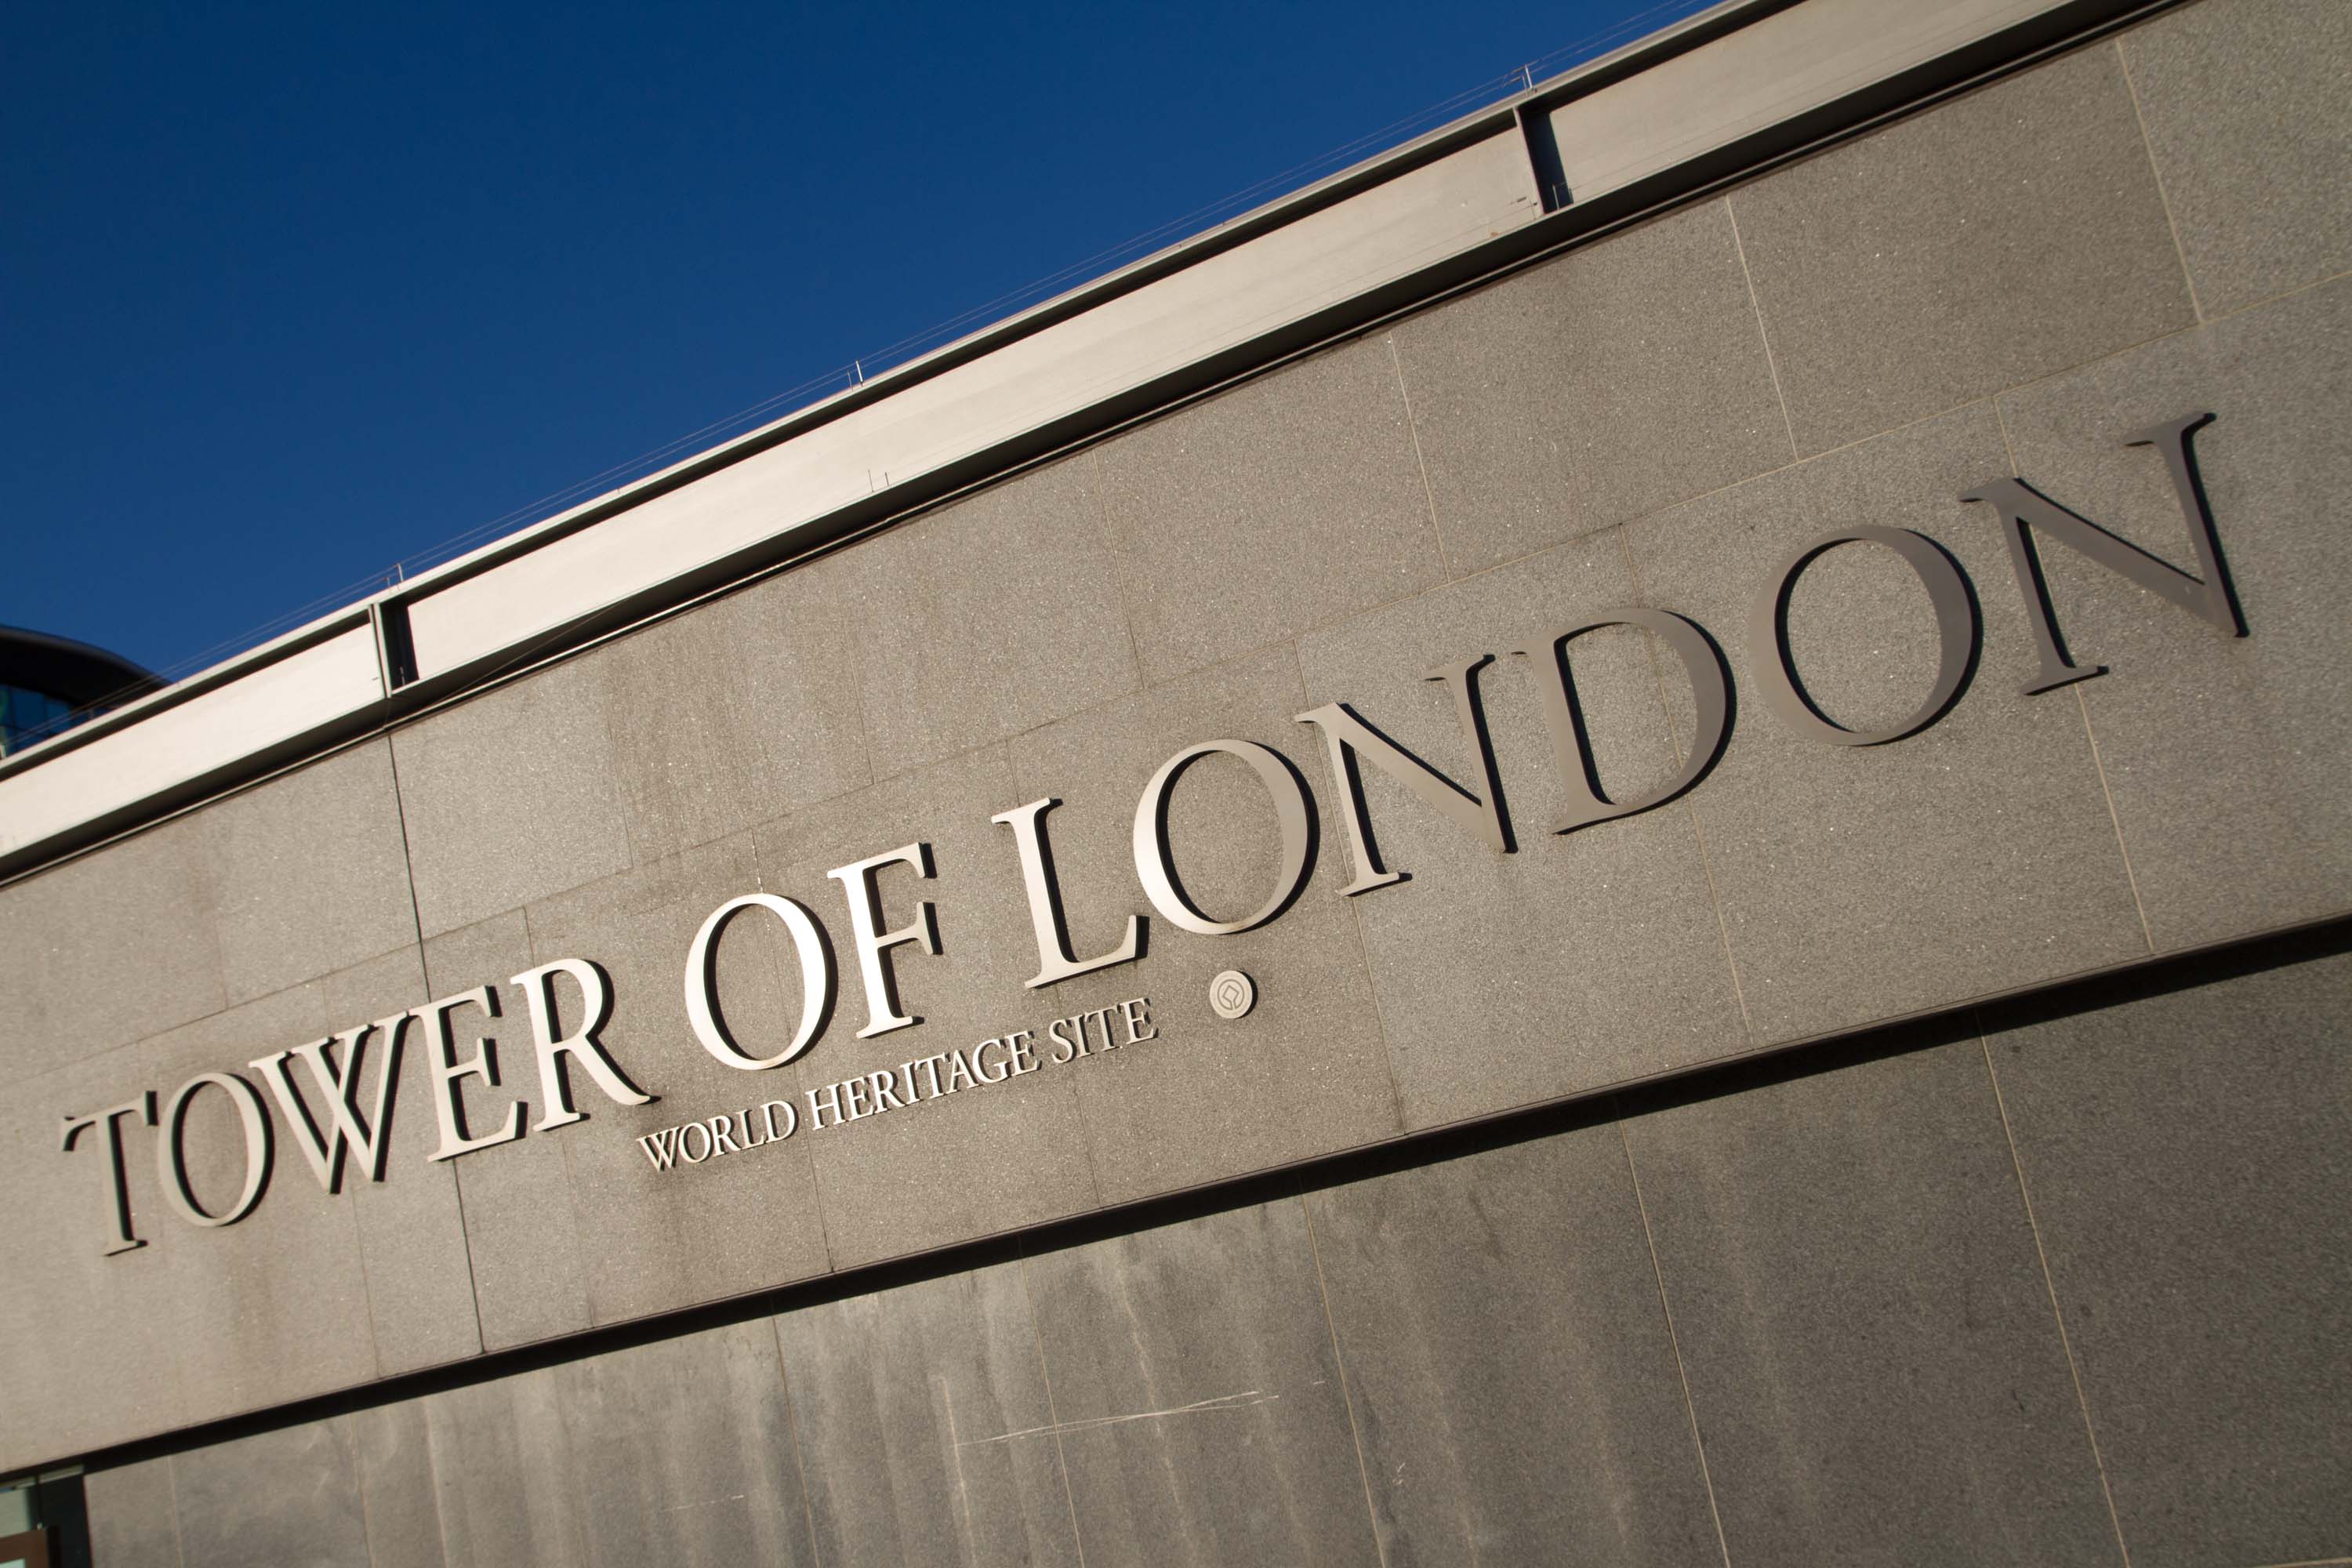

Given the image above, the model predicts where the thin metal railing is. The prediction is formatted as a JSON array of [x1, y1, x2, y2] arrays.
[[122, 0, 1713, 695]]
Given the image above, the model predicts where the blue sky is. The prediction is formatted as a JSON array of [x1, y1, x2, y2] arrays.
[[4, 0, 1706, 679]]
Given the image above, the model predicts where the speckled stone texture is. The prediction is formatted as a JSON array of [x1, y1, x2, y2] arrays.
[[551, 1321, 815, 1568], [204, 740, 419, 1007], [2122, 0, 2352, 317], [0, 1042, 191, 1473], [1992, 275, 2352, 952], [421, 909, 589, 1353], [837, 452, 1142, 773], [82, 1457, 182, 1568], [1305, 1121, 1724, 1564], [392, 658, 634, 940], [775, 1260, 1081, 1568], [1731, 43, 2194, 456], [1389, 197, 1792, 575], [519, 829, 832, 1326], [134, 986, 385, 1417], [0, 811, 223, 1077], [586, 557, 870, 865], [69, 928, 2352, 1568], [317, 945, 482, 1377], [169, 1421, 373, 1568], [1024, 1199, 1383, 1568], [1982, 934, 2352, 1568], [1094, 333, 1449, 684], [1621, 1020, 2122, 1567], [15, 0, 2352, 1498], [1626, 403, 2149, 1043], [414, 1371, 590, 1567], [1004, 646, 1401, 1202], [1294, 530, 1750, 1129], [341, 1403, 448, 1568], [754, 749, 1104, 1269]]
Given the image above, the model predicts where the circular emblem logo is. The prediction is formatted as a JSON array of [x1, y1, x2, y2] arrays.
[[1210, 970, 1257, 1021]]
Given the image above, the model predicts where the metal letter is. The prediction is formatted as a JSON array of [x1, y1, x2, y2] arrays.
[[512, 958, 652, 1130], [1510, 608, 1730, 833], [1297, 655, 1508, 895], [1961, 412, 2238, 692], [155, 1072, 273, 1228], [827, 843, 940, 1039], [684, 893, 834, 1069], [969, 1039, 1011, 1084], [414, 985, 524, 1163], [249, 1014, 408, 1192], [1131, 739, 1314, 935], [1748, 526, 1977, 746], [60, 1091, 157, 1255], [990, 797, 1142, 988]]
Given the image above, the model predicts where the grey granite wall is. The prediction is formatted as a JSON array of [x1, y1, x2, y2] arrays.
[[7, 0, 2349, 1506], [80, 929, 2352, 1567]]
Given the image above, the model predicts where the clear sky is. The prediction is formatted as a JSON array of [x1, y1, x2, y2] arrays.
[[4, 0, 1706, 680]]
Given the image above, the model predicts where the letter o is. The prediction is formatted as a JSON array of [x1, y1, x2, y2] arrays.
[[1748, 525, 1977, 746], [156, 1072, 273, 1228], [684, 894, 834, 1069], [1131, 739, 1314, 936]]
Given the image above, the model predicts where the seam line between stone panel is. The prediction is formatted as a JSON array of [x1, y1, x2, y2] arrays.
[[974, 740, 1114, 1218], [1288, 640, 1410, 1134], [802, 546, 882, 793], [2112, 35, 2205, 324], [548, 1357, 597, 1565], [336, 1416, 377, 1568], [2208, 265, 2352, 326], [385, 728, 492, 1355], [1620, 529, 1759, 1045], [417, 1396, 464, 1568], [1014, 1248, 1091, 1568], [346, 1108, 391, 1385], [1722, 195, 1802, 462], [767, 1312, 828, 1568], [162, 1450, 188, 1568], [2071, 684, 2157, 953], [1110, 1247, 1207, 1564], [405, 1403, 457, 1568], [1975, 1022, 2136, 1567], [1382, 333, 1457, 581], [940, 1376, 982, 1568], [1428, 387, 2039, 602], [745, 819, 844, 1277], [523, 896, 602, 1338], [1990, 392, 2156, 955], [1613, 1111, 1733, 1568], [1297, 1185, 1392, 1568]]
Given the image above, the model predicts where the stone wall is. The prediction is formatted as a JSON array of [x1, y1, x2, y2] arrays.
[[4, 2, 2347, 1558], [83, 933, 2352, 1566]]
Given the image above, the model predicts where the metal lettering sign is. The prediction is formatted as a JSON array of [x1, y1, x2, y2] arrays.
[[54, 410, 2241, 1252]]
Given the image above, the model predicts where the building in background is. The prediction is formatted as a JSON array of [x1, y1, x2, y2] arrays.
[[2, 0, 2347, 1564], [0, 627, 157, 759]]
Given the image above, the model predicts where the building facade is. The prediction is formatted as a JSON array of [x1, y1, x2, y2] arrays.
[[0, 628, 157, 760], [2, 0, 2347, 1563]]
